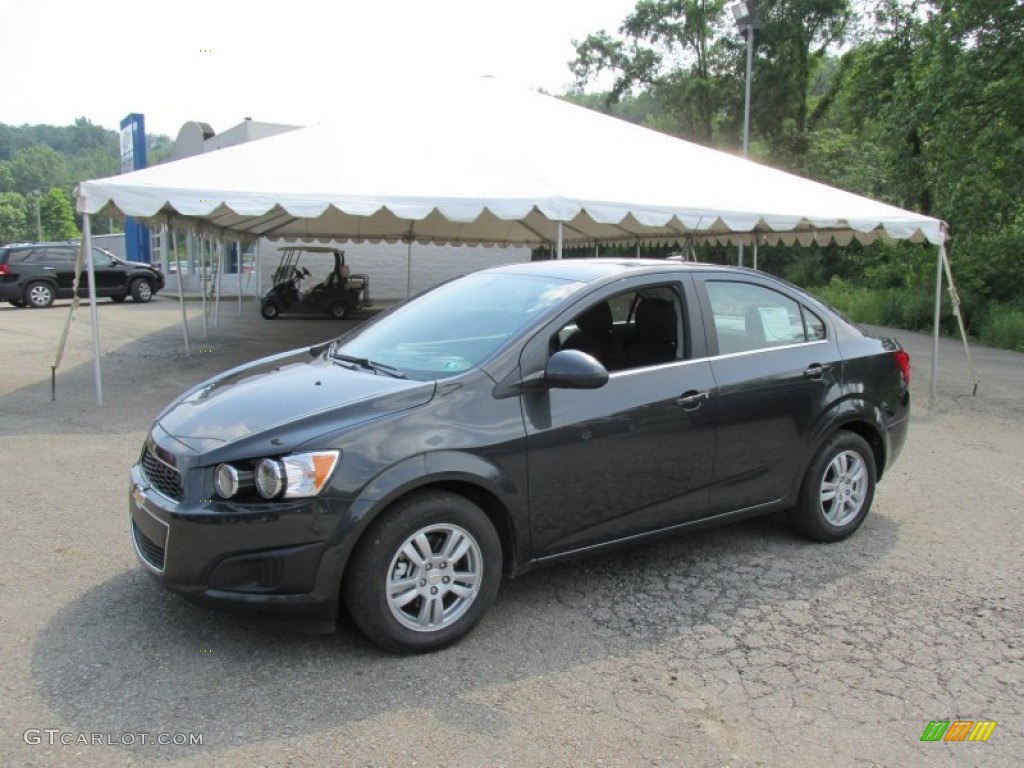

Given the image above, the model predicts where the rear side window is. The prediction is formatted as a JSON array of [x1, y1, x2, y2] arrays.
[[3, 248, 36, 263], [30, 247, 76, 264], [704, 281, 826, 354]]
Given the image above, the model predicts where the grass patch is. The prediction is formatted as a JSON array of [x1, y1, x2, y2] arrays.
[[809, 278, 1024, 353]]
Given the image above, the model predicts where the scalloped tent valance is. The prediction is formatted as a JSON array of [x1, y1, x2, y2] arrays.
[[77, 78, 945, 249]]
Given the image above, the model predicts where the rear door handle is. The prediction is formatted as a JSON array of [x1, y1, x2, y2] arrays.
[[676, 390, 707, 410], [803, 363, 830, 379]]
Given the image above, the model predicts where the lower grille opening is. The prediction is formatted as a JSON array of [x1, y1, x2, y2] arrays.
[[132, 519, 166, 571]]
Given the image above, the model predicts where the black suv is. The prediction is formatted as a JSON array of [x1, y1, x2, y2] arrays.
[[0, 242, 165, 308]]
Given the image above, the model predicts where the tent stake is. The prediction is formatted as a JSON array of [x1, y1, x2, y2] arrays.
[[941, 244, 979, 395]]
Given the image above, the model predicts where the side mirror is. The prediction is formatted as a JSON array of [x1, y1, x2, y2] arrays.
[[539, 349, 609, 390]]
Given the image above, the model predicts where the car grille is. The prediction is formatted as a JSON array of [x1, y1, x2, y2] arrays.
[[132, 519, 166, 570], [141, 446, 183, 502]]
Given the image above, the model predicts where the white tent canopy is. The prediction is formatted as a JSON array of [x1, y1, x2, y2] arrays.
[[75, 78, 957, 405], [79, 78, 944, 249]]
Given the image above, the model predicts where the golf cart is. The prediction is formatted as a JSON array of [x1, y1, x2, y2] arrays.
[[260, 246, 371, 320]]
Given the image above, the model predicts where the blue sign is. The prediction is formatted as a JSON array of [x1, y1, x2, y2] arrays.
[[119, 113, 151, 263]]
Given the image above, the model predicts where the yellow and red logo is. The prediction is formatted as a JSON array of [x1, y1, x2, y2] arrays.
[[920, 720, 997, 742]]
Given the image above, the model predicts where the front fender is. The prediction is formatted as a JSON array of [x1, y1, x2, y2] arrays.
[[315, 450, 527, 609]]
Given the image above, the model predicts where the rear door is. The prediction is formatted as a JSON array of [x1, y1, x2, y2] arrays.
[[522, 273, 718, 558], [695, 275, 841, 514], [40, 246, 79, 296]]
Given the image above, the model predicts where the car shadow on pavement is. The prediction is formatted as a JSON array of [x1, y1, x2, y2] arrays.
[[31, 511, 898, 759]]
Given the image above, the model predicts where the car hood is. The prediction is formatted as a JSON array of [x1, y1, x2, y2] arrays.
[[155, 348, 435, 457]]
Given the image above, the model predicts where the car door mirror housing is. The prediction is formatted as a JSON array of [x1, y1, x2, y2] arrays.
[[531, 349, 609, 390]]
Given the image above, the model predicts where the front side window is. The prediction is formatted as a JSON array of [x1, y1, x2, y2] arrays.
[[552, 284, 685, 371], [705, 281, 824, 354], [90, 249, 115, 267]]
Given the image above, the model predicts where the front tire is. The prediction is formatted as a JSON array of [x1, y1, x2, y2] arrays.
[[328, 301, 347, 319], [343, 491, 502, 653], [790, 431, 876, 542], [25, 281, 55, 308], [130, 279, 153, 303], [260, 302, 280, 319]]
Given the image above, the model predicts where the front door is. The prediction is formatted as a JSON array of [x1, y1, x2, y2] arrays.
[[522, 277, 718, 558]]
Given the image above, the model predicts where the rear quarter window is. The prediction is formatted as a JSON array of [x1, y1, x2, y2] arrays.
[[705, 280, 826, 354]]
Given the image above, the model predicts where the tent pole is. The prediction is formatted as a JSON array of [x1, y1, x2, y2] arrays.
[[172, 227, 190, 357], [406, 240, 412, 298], [556, 222, 563, 260], [594, 243, 599, 258], [636, 242, 640, 258], [201, 237, 209, 340], [753, 239, 758, 271], [930, 242, 943, 410], [214, 239, 224, 326], [237, 239, 242, 315], [83, 214, 103, 405]]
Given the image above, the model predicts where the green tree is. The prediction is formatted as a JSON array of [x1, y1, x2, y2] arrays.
[[571, 0, 851, 153], [40, 188, 79, 240], [0, 192, 30, 244], [9, 145, 69, 195]]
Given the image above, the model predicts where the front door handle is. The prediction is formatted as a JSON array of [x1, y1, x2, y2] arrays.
[[803, 363, 830, 379], [676, 390, 707, 410]]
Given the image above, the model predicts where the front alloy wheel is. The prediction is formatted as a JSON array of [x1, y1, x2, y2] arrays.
[[344, 491, 501, 653], [386, 523, 483, 632]]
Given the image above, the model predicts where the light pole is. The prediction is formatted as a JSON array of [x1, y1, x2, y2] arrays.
[[31, 190, 42, 241], [731, 1, 758, 266]]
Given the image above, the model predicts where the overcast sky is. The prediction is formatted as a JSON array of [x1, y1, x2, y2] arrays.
[[1, 0, 639, 137]]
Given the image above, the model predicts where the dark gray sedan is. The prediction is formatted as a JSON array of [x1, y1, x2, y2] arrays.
[[129, 259, 910, 652]]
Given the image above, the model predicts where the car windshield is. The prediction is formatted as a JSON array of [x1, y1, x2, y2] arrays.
[[332, 272, 586, 380]]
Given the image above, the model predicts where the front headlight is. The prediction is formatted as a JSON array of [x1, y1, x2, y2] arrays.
[[254, 451, 340, 500], [215, 451, 340, 500]]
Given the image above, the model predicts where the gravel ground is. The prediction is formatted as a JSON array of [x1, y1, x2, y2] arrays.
[[0, 296, 1021, 767]]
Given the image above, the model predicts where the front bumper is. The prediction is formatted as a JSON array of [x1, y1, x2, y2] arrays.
[[129, 461, 343, 623]]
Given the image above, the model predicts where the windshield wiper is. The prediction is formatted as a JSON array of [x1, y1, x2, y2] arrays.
[[330, 352, 408, 379]]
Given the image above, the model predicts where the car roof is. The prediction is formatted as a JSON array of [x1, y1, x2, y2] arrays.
[[483, 257, 747, 283]]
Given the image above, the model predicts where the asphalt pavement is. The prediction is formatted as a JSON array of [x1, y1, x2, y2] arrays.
[[0, 296, 1020, 767]]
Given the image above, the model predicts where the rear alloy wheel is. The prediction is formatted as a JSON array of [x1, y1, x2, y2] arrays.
[[328, 302, 348, 319], [791, 431, 876, 542], [25, 282, 55, 308], [260, 302, 280, 319], [130, 279, 153, 303], [343, 491, 502, 653]]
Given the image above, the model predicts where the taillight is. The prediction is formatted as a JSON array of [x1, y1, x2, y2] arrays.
[[0, 264, 8, 276], [894, 349, 911, 385]]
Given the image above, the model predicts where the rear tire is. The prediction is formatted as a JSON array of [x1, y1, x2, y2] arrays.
[[790, 431, 876, 542], [260, 302, 280, 319], [343, 491, 502, 653], [25, 282, 55, 308], [129, 279, 153, 303]]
